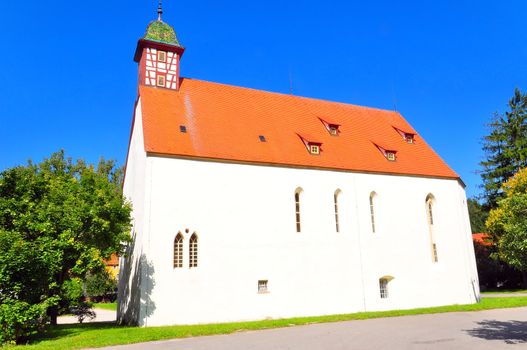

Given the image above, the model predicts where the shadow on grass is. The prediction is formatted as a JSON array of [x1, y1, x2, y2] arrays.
[[465, 320, 527, 344], [25, 322, 119, 344]]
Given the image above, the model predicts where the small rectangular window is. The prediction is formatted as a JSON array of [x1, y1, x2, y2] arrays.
[[386, 152, 396, 161], [258, 280, 268, 293], [310, 145, 320, 155], [157, 75, 166, 87], [158, 51, 166, 62], [329, 126, 338, 136], [432, 243, 438, 262], [259, 135, 266, 142], [405, 134, 414, 144], [180, 125, 187, 133]]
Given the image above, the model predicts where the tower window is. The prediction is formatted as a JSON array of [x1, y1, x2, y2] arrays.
[[295, 188, 302, 232], [369, 192, 376, 233], [258, 280, 268, 293], [379, 278, 389, 299], [158, 51, 166, 63], [157, 75, 166, 87], [334, 189, 341, 232]]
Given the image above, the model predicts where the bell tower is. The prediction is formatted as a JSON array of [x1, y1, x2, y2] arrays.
[[134, 1, 185, 90]]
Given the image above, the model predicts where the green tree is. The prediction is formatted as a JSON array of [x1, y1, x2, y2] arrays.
[[486, 167, 527, 286], [467, 198, 488, 233], [0, 151, 131, 343], [480, 88, 527, 209]]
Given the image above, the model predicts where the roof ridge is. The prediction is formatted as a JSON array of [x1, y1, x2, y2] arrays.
[[179, 77, 402, 116]]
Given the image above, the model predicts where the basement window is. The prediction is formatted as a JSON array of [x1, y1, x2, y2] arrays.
[[258, 280, 268, 293], [180, 125, 187, 133]]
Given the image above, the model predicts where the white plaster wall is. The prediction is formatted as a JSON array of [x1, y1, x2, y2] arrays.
[[117, 98, 148, 325], [134, 156, 479, 326]]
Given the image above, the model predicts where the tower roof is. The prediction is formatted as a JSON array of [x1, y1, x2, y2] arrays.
[[144, 20, 182, 47]]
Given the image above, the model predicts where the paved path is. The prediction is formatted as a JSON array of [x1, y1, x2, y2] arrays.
[[482, 293, 527, 298], [92, 307, 527, 350], [57, 308, 116, 324]]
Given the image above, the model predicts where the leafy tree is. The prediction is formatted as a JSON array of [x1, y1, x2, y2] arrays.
[[0, 151, 131, 343], [486, 167, 527, 286], [467, 198, 488, 233], [480, 88, 527, 209]]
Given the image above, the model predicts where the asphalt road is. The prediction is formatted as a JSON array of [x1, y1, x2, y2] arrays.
[[92, 307, 527, 350]]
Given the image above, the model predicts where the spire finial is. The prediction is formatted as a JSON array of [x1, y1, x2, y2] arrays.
[[157, 0, 163, 21]]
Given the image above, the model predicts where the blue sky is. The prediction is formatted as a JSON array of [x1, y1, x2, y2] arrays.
[[0, 1, 526, 198]]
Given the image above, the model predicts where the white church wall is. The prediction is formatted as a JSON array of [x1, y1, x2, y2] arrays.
[[118, 98, 149, 325], [135, 156, 479, 326]]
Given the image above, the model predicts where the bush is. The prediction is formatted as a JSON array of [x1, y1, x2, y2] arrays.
[[0, 299, 48, 344], [85, 270, 117, 301]]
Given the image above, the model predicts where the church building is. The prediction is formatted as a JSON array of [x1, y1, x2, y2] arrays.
[[118, 6, 480, 326]]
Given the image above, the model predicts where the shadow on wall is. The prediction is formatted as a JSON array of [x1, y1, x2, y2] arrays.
[[118, 235, 156, 326], [465, 320, 527, 345]]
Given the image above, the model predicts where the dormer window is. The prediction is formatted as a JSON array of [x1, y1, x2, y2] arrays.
[[374, 143, 397, 162], [319, 118, 340, 136], [393, 127, 416, 144], [310, 144, 320, 155], [298, 134, 322, 155]]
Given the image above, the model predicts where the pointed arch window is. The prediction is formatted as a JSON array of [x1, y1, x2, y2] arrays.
[[189, 233, 198, 268], [369, 192, 377, 233], [426, 194, 438, 262], [295, 188, 303, 232], [173, 233, 184, 268], [334, 189, 341, 232]]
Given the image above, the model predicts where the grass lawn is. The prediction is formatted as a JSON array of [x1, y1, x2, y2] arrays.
[[6, 297, 527, 350], [91, 302, 117, 311]]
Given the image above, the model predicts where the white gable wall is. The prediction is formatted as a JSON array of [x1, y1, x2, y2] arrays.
[[118, 98, 149, 325], [126, 155, 479, 326]]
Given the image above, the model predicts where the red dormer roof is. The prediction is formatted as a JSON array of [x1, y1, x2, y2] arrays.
[[137, 78, 459, 180]]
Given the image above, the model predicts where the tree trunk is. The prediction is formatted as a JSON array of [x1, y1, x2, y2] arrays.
[[48, 305, 58, 326], [522, 271, 527, 289]]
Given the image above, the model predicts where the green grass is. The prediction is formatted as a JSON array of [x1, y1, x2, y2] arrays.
[[91, 302, 117, 311], [6, 297, 527, 350]]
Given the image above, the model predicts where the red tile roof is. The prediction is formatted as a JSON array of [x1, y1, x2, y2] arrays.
[[139, 78, 459, 179], [473, 233, 492, 246]]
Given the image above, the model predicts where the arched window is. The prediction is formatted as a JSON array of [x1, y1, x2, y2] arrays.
[[295, 188, 303, 232], [369, 192, 377, 233], [334, 189, 341, 232], [173, 233, 183, 268], [426, 194, 438, 262], [189, 233, 198, 268]]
